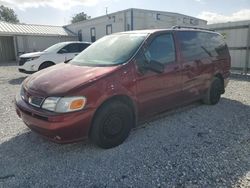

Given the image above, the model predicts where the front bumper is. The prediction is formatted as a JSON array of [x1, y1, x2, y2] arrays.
[[18, 68, 36, 74], [15, 94, 94, 143], [18, 59, 40, 73]]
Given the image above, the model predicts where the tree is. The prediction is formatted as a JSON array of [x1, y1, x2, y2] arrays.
[[71, 12, 90, 23], [0, 5, 19, 23]]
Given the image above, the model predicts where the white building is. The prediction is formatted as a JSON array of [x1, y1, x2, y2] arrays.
[[0, 21, 77, 62], [208, 20, 250, 74], [66, 8, 207, 42]]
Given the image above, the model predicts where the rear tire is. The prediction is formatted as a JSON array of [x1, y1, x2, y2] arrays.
[[90, 101, 133, 149], [202, 77, 223, 105], [39, 62, 54, 70]]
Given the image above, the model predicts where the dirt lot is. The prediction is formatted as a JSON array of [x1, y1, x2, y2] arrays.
[[0, 64, 250, 187]]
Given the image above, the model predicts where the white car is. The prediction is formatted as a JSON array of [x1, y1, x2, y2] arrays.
[[18, 41, 91, 74]]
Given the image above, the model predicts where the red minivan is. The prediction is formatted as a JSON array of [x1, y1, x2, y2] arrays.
[[15, 26, 231, 148]]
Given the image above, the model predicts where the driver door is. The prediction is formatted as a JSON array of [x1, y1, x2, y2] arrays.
[[135, 32, 182, 119]]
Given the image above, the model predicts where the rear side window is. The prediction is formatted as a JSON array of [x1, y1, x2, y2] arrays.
[[146, 34, 176, 64], [177, 31, 228, 61]]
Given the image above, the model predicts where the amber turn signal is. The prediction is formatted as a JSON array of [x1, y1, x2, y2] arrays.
[[70, 98, 86, 110]]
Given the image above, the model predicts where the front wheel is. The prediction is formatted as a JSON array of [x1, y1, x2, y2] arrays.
[[90, 101, 133, 149], [202, 77, 223, 105]]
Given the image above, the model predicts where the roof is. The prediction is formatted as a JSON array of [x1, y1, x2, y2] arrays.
[[119, 29, 169, 34], [0, 21, 76, 37], [117, 27, 216, 35]]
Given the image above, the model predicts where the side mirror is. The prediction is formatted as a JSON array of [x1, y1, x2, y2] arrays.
[[144, 60, 164, 73], [58, 48, 68, 54]]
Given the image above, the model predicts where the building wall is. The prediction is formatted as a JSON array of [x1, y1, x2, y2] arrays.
[[66, 9, 207, 42], [133, 9, 207, 30], [66, 10, 130, 42], [15, 35, 77, 56], [208, 20, 250, 74], [0, 36, 15, 62]]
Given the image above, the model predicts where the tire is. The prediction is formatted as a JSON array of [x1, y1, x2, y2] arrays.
[[39, 62, 54, 70], [90, 101, 133, 149], [202, 77, 223, 105]]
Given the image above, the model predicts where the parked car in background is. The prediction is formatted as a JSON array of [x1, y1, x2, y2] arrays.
[[15, 27, 231, 149], [18, 41, 91, 74]]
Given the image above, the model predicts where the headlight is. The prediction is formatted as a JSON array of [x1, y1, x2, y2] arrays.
[[26, 56, 40, 62], [42, 96, 87, 113], [42, 97, 59, 111]]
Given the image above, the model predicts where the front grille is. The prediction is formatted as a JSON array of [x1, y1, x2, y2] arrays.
[[28, 96, 44, 107], [19, 58, 29, 66]]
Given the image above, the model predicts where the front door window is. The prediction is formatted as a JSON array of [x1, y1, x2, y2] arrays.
[[146, 34, 176, 64]]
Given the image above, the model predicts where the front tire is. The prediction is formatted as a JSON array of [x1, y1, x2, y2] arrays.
[[90, 101, 133, 149], [202, 77, 223, 105]]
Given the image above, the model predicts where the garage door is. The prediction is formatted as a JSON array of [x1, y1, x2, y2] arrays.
[[0, 36, 15, 63]]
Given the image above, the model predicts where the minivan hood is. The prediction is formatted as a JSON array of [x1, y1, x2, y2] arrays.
[[23, 63, 119, 96], [20, 51, 44, 58]]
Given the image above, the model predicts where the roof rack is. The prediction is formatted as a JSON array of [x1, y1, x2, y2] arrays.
[[171, 25, 215, 32]]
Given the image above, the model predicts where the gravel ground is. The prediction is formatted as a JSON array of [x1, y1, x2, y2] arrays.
[[0, 64, 250, 188]]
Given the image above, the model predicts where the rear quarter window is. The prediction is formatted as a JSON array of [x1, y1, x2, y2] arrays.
[[177, 31, 228, 61]]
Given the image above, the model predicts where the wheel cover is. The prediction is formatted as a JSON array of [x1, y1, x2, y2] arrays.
[[103, 114, 123, 138]]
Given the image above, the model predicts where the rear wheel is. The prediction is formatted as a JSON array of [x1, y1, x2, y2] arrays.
[[39, 62, 54, 70], [90, 101, 133, 149], [202, 77, 223, 105]]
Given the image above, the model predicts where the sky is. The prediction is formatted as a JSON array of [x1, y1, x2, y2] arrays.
[[0, 0, 250, 26]]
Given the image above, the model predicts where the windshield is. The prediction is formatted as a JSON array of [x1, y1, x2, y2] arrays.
[[43, 42, 67, 53], [70, 33, 148, 66]]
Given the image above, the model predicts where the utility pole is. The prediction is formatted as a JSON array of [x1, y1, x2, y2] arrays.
[[106, 7, 108, 16]]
